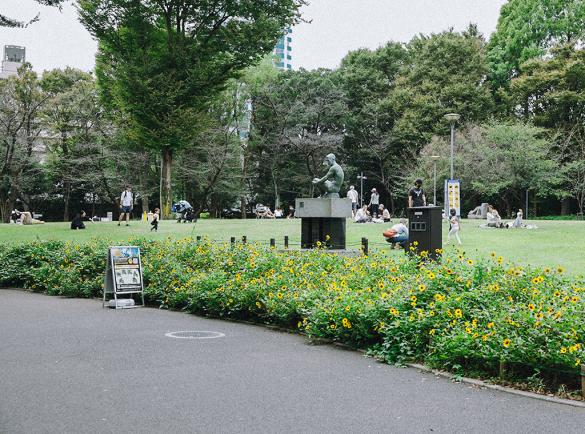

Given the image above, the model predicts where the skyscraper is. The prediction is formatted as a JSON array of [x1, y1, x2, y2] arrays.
[[273, 28, 292, 70], [0, 45, 25, 79]]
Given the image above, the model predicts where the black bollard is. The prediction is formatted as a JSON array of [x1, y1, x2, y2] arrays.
[[230, 237, 235, 247], [284, 235, 289, 249], [270, 238, 275, 248], [361, 237, 369, 256], [242, 235, 247, 244]]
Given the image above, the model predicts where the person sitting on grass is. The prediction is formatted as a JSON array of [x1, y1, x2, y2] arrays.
[[354, 204, 370, 223], [255, 204, 275, 219], [19, 211, 44, 225], [379, 204, 391, 222], [383, 218, 409, 249], [71, 211, 87, 230]]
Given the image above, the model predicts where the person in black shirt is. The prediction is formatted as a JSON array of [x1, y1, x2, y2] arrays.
[[71, 211, 87, 230], [408, 179, 427, 208]]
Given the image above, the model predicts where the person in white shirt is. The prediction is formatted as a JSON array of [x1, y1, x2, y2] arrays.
[[447, 208, 462, 245], [118, 186, 133, 226], [354, 204, 370, 223], [369, 188, 380, 218], [346, 185, 359, 217], [379, 204, 391, 222]]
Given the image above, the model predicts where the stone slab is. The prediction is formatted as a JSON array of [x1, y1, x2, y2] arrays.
[[295, 198, 352, 218]]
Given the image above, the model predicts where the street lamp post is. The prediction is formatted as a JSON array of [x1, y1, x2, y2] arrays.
[[357, 172, 367, 207], [444, 113, 461, 180], [431, 155, 440, 206]]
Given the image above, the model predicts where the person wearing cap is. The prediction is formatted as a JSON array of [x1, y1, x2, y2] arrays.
[[346, 185, 359, 218], [369, 188, 380, 218], [408, 179, 426, 208]]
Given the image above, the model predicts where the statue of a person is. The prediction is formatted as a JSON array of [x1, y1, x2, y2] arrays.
[[312, 153, 344, 198]]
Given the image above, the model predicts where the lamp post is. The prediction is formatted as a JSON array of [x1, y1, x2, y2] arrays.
[[444, 113, 461, 180], [431, 155, 440, 206], [357, 172, 367, 207]]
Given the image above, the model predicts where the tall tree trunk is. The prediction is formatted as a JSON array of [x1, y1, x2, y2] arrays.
[[560, 197, 571, 215], [0, 198, 11, 223], [160, 148, 173, 219], [63, 183, 71, 222], [240, 150, 247, 219]]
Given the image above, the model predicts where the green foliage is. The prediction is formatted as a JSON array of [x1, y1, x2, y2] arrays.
[[77, 0, 306, 216], [2, 238, 585, 390], [488, 0, 585, 89]]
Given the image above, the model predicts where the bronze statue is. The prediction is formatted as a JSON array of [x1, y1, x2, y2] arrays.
[[312, 153, 344, 198]]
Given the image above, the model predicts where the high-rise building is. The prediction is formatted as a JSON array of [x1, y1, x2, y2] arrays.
[[0, 45, 25, 79], [273, 29, 292, 70]]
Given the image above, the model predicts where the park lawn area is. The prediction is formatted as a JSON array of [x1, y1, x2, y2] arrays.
[[0, 218, 583, 275]]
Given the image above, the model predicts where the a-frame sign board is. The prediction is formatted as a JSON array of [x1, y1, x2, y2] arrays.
[[102, 246, 145, 309]]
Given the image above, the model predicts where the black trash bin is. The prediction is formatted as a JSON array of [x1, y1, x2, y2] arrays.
[[407, 206, 443, 259]]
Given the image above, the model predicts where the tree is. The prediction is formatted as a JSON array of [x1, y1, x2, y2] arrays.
[[251, 68, 347, 208], [417, 122, 563, 216], [339, 42, 409, 212], [77, 0, 305, 218], [488, 0, 585, 89], [0, 64, 48, 222], [511, 44, 585, 213], [0, 0, 65, 28]]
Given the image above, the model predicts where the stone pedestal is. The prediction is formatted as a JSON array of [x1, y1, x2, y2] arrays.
[[295, 198, 352, 249]]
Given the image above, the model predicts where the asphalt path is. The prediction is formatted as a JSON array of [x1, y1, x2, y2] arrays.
[[1, 289, 584, 434]]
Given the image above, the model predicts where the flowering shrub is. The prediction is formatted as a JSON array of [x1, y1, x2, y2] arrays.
[[1, 238, 584, 388]]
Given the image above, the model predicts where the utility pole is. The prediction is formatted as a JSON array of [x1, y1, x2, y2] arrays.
[[357, 172, 367, 208]]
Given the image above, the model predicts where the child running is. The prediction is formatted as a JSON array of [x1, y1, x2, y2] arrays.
[[447, 208, 461, 245], [150, 208, 160, 232]]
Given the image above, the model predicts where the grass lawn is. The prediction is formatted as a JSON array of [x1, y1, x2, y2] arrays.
[[0, 218, 583, 275]]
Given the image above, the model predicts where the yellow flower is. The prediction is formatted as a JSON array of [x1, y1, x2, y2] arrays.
[[467, 259, 474, 266], [345, 305, 351, 312], [535, 312, 544, 320], [560, 347, 567, 354], [497, 256, 503, 264], [528, 303, 535, 311], [410, 295, 417, 302], [557, 267, 565, 274], [502, 339, 511, 348], [256, 301, 262, 308], [571, 296, 579, 303], [576, 359, 581, 367], [487, 322, 495, 329], [418, 284, 426, 292], [389, 307, 399, 316], [454, 309, 463, 318], [277, 292, 283, 299], [429, 329, 436, 335]]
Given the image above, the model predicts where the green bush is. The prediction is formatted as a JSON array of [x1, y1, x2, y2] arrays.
[[1, 237, 584, 389]]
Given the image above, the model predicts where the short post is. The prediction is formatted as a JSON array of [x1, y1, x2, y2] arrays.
[[242, 235, 247, 244], [196, 236, 201, 243], [581, 365, 585, 398], [230, 237, 235, 247], [499, 360, 507, 380], [361, 237, 369, 256], [270, 238, 275, 248], [284, 235, 289, 249]]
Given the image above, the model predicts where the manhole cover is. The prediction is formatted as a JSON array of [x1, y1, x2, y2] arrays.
[[165, 331, 225, 339]]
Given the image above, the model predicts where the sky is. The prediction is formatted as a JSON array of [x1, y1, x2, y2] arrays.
[[0, 0, 508, 74]]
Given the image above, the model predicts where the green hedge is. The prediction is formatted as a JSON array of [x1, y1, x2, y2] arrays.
[[1, 237, 584, 387]]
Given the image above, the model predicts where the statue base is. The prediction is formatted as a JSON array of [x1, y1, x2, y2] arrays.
[[295, 198, 352, 250]]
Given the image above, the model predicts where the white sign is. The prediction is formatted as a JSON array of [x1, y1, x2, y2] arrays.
[[444, 179, 461, 217]]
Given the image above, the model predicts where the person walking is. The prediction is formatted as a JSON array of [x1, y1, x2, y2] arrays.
[[408, 179, 426, 208], [447, 208, 462, 245], [150, 208, 160, 232], [346, 185, 359, 217], [369, 188, 380, 218], [118, 186, 133, 226]]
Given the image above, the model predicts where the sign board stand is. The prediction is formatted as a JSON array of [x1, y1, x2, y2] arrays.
[[444, 179, 461, 217], [103, 246, 145, 309]]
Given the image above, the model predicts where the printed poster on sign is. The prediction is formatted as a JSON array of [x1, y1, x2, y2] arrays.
[[444, 179, 461, 217], [110, 246, 143, 292]]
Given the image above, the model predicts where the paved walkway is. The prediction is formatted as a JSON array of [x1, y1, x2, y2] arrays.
[[1, 289, 584, 434]]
